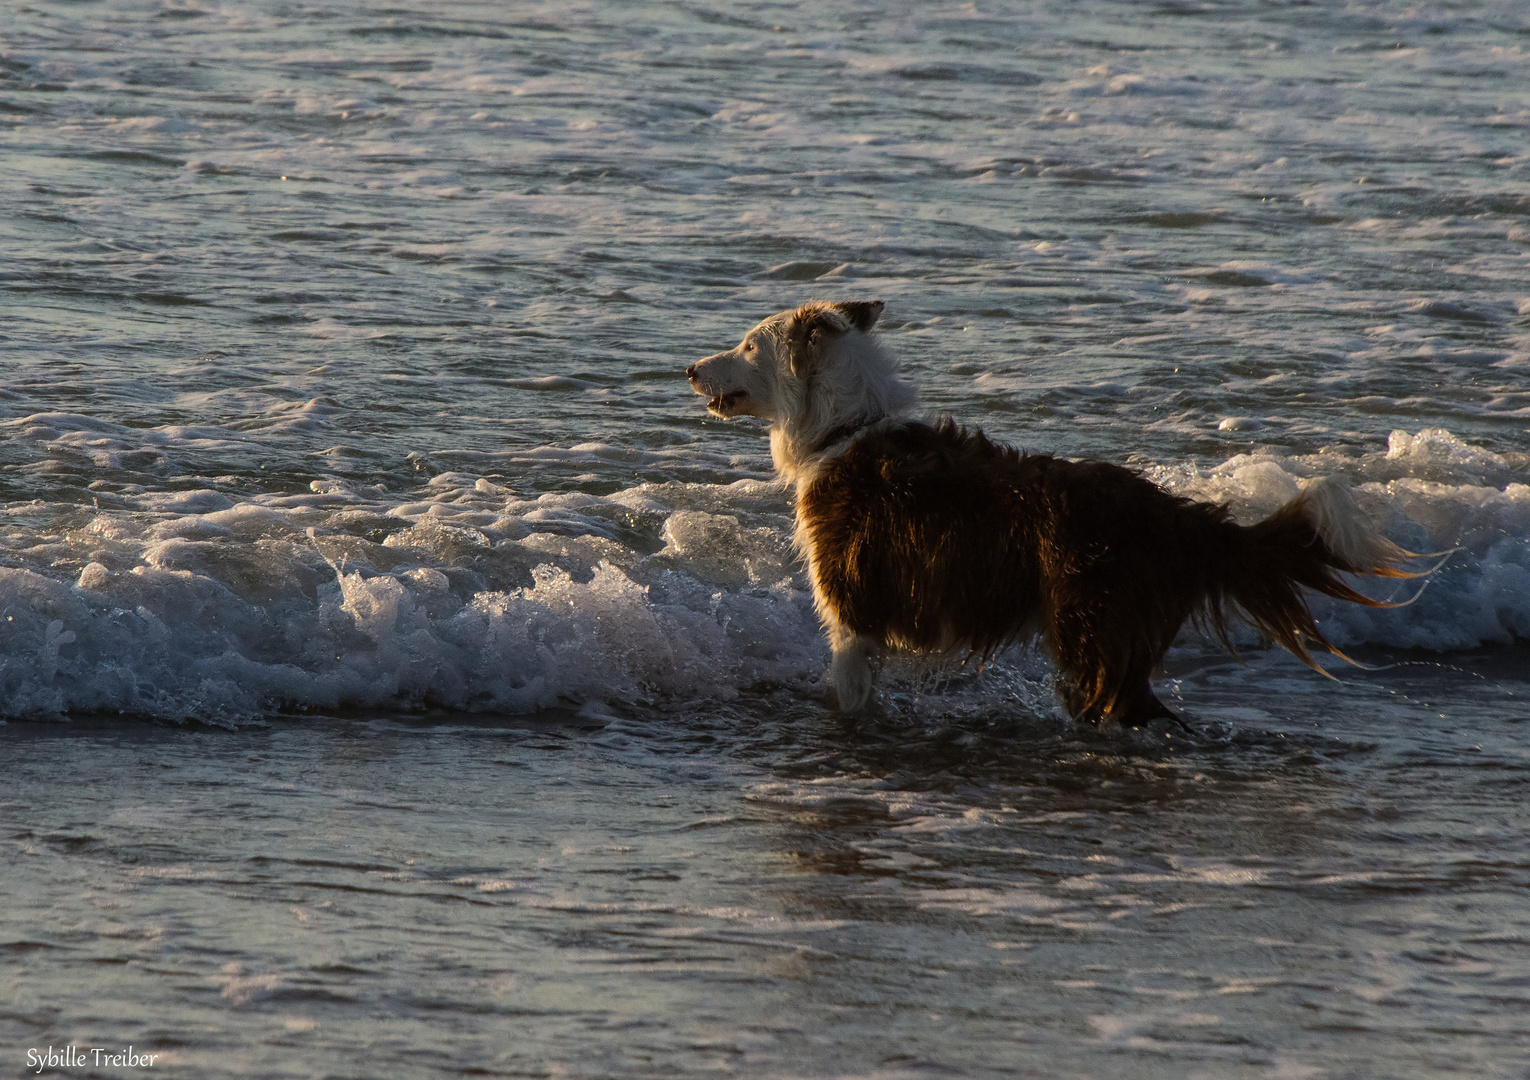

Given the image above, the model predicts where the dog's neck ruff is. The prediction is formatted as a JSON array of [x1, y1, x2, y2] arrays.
[[809, 416, 882, 457], [776, 415, 891, 487]]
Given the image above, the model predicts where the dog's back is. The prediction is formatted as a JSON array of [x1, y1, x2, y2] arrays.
[[799, 418, 1419, 725]]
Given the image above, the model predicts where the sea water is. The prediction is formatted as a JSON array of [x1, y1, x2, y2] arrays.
[[2, 1, 1528, 1076]]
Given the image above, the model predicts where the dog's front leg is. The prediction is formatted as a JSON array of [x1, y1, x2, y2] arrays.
[[828, 630, 877, 713]]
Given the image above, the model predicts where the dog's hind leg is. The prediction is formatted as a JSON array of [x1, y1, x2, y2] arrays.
[[1111, 680, 1193, 734], [1047, 619, 1187, 730], [1056, 675, 1104, 725], [1045, 607, 1119, 725], [828, 630, 878, 713], [1057, 665, 1188, 732]]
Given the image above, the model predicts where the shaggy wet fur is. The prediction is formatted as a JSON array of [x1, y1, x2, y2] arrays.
[[801, 419, 1416, 724], [688, 300, 1423, 725]]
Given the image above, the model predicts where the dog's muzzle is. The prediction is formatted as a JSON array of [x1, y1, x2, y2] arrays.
[[687, 360, 745, 414]]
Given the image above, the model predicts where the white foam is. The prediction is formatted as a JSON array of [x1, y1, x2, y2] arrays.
[[0, 478, 820, 723], [1152, 431, 1530, 650], [0, 429, 1526, 722]]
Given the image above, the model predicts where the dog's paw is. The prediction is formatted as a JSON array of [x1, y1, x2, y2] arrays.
[[830, 642, 876, 713]]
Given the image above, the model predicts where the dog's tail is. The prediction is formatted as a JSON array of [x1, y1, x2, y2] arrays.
[[1203, 477, 1439, 673]]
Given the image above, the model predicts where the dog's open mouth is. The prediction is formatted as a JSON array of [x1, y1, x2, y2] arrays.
[[708, 391, 746, 414]]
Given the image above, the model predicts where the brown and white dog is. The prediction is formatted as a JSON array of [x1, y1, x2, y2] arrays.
[[687, 300, 1423, 726]]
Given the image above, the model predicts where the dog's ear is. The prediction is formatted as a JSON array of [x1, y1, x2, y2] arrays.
[[831, 300, 884, 332], [784, 301, 884, 377], [785, 304, 848, 377]]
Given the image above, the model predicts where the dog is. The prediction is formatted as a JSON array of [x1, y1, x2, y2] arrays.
[[686, 299, 1425, 726]]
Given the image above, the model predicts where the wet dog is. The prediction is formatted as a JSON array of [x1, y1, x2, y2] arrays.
[[687, 300, 1423, 725]]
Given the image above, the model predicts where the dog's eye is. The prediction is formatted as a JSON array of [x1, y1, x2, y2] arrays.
[[743, 341, 755, 353]]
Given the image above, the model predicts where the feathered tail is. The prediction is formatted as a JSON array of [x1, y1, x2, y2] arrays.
[[1204, 478, 1438, 672]]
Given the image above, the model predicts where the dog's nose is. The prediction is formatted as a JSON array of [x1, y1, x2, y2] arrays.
[[685, 364, 698, 381]]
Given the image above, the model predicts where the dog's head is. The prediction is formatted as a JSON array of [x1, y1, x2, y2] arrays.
[[685, 300, 886, 423]]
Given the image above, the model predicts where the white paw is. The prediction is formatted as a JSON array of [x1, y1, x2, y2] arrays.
[[830, 642, 875, 713]]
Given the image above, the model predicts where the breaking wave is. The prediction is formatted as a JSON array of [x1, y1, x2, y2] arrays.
[[0, 425, 1525, 724]]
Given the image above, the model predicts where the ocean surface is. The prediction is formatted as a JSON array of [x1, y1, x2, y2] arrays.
[[2, 0, 1529, 1076]]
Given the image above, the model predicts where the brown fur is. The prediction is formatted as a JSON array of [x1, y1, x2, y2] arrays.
[[799, 418, 1405, 726]]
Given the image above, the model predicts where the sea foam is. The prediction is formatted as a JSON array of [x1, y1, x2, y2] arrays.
[[0, 430, 1525, 724]]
